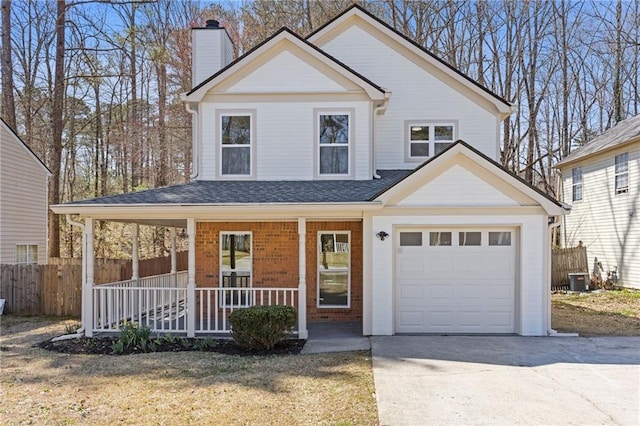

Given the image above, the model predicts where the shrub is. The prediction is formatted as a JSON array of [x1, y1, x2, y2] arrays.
[[111, 322, 153, 354], [64, 322, 82, 335], [229, 305, 297, 350]]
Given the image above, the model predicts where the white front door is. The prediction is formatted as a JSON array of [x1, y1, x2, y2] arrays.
[[395, 228, 516, 333]]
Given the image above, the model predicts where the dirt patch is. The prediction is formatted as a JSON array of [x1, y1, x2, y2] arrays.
[[552, 289, 640, 336], [1, 316, 378, 425]]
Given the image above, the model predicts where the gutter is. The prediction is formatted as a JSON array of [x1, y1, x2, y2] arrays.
[[185, 102, 199, 179], [371, 94, 390, 179]]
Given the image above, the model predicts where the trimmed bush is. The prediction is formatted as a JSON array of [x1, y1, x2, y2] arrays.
[[229, 305, 297, 350]]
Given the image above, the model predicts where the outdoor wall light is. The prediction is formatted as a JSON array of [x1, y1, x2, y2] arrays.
[[376, 231, 389, 241]]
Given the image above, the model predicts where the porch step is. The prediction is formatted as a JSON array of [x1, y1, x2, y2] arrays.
[[301, 337, 371, 354]]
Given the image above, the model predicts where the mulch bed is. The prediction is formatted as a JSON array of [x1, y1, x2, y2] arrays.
[[38, 336, 306, 356]]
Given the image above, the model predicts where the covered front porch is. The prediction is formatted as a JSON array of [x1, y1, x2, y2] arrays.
[[76, 217, 308, 338]]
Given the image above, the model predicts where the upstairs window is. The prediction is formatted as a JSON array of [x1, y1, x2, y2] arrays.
[[220, 114, 252, 176], [615, 153, 628, 195], [318, 113, 350, 176], [16, 244, 38, 264], [572, 167, 583, 201], [407, 122, 456, 160]]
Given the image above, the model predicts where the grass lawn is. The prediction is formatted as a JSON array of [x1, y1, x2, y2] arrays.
[[552, 288, 640, 336], [0, 316, 378, 425]]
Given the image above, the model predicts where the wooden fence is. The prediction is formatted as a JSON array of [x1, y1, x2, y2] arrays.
[[551, 245, 588, 290], [0, 252, 187, 317]]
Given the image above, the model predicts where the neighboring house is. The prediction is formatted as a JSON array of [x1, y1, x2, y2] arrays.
[[556, 115, 640, 289], [52, 5, 568, 338], [0, 117, 51, 264]]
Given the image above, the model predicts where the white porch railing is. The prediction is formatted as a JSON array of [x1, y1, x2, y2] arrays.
[[91, 273, 298, 336], [195, 287, 298, 334], [93, 271, 188, 333]]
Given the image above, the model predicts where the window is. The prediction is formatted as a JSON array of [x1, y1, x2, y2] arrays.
[[615, 153, 629, 195], [489, 232, 511, 246], [459, 232, 481, 246], [429, 232, 452, 246], [16, 245, 38, 264], [400, 232, 422, 246], [572, 167, 583, 201], [220, 232, 251, 306], [318, 232, 350, 307], [220, 114, 251, 176], [318, 113, 350, 175], [407, 122, 456, 160]]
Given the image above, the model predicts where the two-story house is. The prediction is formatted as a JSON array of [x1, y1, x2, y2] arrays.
[[1, 117, 51, 264], [556, 114, 639, 289], [52, 5, 568, 338]]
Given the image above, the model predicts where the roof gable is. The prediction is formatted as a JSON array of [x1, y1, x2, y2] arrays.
[[556, 114, 640, 168], [307, 5, 512, 118], [394, 164, 522, 207], [374, 141, 568, 215], [183, 27, 387, 102], [0, 117, 52, 175]]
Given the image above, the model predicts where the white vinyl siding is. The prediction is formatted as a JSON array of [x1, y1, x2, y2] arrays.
[[226, 50, 347, 93], [0, 123, 49, 264], [561, 144, 640, 288], [317, 23, 500, 167], [200, 101, 371, 180], [397, 165, 521, 207]]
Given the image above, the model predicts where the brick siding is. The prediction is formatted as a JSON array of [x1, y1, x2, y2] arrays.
[[195, 220, 363, 323]]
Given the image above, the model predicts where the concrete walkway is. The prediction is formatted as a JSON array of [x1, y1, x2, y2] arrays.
[[371, 336, 640, 426]]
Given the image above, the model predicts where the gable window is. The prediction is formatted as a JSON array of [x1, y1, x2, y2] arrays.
[[407, 122, 456, 160], [318, 113, 350, 176], [220, 114, 252, 176], [318, 232, 350, 307], [220, 232, 251, 306], [614, 153, 629, 195], [16, 244, 38, 264], [572, 167, 583, 201]]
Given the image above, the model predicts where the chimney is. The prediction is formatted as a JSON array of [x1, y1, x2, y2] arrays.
[[191, 19, 234, 88]]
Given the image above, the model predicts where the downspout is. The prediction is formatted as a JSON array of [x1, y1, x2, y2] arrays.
[[62, 214, 86, 337], [371, 94, 390, 179], [185, 102, 199, 180], [547, 219, 561, 335]]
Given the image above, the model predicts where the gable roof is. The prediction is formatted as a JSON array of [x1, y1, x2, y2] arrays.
[[0, 117, 52, 175], [183, 27, 388, 102], [373, 140, 568, 215], [307, 4, 512, 118], [555, 114, 640, 168]]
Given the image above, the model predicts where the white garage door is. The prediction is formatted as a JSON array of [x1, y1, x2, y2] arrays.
[[395, 228, 516, 333]]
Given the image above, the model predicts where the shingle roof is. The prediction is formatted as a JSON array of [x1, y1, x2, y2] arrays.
[[556, 114, 640, 167], [67, 170, 412, 205]]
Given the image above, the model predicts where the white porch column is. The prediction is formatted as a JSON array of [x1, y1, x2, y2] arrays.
[[84, 218, 95, 337], [131, 223, 139, 280], [186, 218, 196, 337], [170, 228, 177, 274], [297, 218, 308, 339]]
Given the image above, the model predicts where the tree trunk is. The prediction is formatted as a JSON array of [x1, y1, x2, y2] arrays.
[[48, 0, 65, 258], [1, 0, 16, 129]]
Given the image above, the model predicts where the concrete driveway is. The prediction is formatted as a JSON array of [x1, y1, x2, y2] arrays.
[[371, 336, 640, 426]]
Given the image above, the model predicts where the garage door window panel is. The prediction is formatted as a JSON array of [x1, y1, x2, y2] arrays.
[[459, 232, 481, 246], [318, 232, 350, 308], [429, 232, 452, 246], [489, 232, 512, 246], [400, 232, 423, 246]]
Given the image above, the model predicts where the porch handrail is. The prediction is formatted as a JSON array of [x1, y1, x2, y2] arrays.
[[95, 270, 188, 288]]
